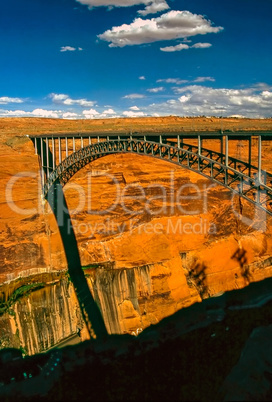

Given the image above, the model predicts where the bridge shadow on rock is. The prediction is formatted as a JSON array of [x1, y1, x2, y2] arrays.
[[46, 180, 108, 341], [34, 137, 108, 340]]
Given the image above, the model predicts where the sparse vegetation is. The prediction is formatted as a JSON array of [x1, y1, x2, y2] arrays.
[[0, 283, 45, 316]]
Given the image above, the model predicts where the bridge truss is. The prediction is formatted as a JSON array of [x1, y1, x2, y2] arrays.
[[29, 132, 272, 216]]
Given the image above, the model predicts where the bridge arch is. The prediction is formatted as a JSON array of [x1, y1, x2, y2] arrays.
[[43, 138, 272, 216]]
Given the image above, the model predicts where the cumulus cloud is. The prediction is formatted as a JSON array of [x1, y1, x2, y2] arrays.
[[62, 112, 79, 119], [138, 0, 169, 16], [103, 108, 116, 114], [76, 0, 169, 15], [82, 108, 100, 118], [130, 106, 140, 110], [0, 108, 61, 118], [147, 86, 165, 93], [193, 76, 215, 83], [60, 46, 83, 52], [81, 108, 118, 119], [157, 76, 215, 86], [50, 93, 95, 107], [98, 10, 223, 47], [147, 84, 272, 118], [123, 110, 146, 117], [0, 97, 24, 104], [160, 42, 212, 52], [123, 93, 146, 99], [160, 43, 189, 52], [139, 76, 146, 80], [157, 78, 188, 84], [192, 42, 212, 48]]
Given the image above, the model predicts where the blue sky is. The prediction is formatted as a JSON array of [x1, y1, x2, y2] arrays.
[[0, 0, 272, 118]]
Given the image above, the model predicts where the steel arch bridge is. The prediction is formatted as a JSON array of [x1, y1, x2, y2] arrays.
[[29, 132, 272, 216], [28, 130, 272, 340]]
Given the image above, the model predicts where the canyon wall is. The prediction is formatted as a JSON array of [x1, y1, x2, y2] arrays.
[[1, 119, 272, 354]]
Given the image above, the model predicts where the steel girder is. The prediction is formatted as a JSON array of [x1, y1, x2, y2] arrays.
[[41, 138, 272, 216]]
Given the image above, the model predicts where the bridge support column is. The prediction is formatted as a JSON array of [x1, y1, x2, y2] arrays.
[[258, 135, 262, 184], [34, 137, 37, 155], [177, 135, 180, 148], [52, 138, 55, 170], [40, 138, 44, 187], [248, 136, 252, 177], [58, 137, 61, 164], [73, 137, 75, 152], [160, 135, 162, 144], [225, 135, 229, 167], [65, 137, 68, 158], [225, 135, 229, 185], [89, 136, 92, 145], [46, 137, 50, 179], [198, 135, 202, 171]]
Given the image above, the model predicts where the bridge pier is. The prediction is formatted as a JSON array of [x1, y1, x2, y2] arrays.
[[46, 138, 50, 179], [34, 137, 37, 155], [258, 135, 262, 183], [65, 137, 68, 158], [224, 135, 229, 185], [248, 136, 252, 177], [52, 137, 55, 169], [225, 135, 229, 167], [58, 137, 61, 164]]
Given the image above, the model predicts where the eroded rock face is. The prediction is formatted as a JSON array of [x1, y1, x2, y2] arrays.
[[1, 123, 272, 352], [0, 276, 84, 355]]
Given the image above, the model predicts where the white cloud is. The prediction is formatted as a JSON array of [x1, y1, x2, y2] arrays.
[[157, 78, 188, 84], [0, 97, 24, 104], [123, 110, 146, 117], [157, 76, 215, 86], [139, 76, 146, 80], [98, 10, 223, 47], [63, 112, 79, 119], [60, 46, 76, 52], [103, 108, 116, 114], [50, 93, 95, 107], [147, 84, 272, 118], [0, 108, 61, 118], [123, 93, 146, 99], [160, 42, 212, 52], [193, 76, 215, 83], [138, 0, 169, 16], [147, 86, 165, 93], [192, 42, 212, 49], [76, 0, 169, 15], [82, 108, 100, 119], [129, 106, 140, 110], [160, 43, 189, 52], [32, 109, 60, 118], [60, 46, 83, 52]]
